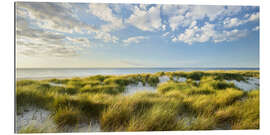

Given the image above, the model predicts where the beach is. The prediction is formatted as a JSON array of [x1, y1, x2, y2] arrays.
[[16, 70, 259, 133]]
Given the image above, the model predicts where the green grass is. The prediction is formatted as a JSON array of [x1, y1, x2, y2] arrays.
[[100, 95, 155, 131], [16, 83, 54, 110], [80, 84, 125, 94], [51, 107, 82, 128], [100, 93, 186, 131], [127, 102, 180, 131], [18, 123, 57, 133], [215, 89, 259, 129], [157, 81, 193, 94], [16, 70, 259, 132]]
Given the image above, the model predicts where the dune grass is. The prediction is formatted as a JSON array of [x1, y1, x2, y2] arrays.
[[19, 123, 57, 133], [215, 90, 259, 129], [51, 107, 83, 128], [16, 70, 259, 132]]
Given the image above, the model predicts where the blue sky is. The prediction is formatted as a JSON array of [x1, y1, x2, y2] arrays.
[[16, 3, 259, 68]]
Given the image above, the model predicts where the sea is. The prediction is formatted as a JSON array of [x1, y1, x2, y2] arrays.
[[16, 68, 259, 80]]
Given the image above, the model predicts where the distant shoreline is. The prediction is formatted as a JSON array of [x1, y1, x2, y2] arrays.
[[16, 67, 260, 70], [16, 69, 259, 81]]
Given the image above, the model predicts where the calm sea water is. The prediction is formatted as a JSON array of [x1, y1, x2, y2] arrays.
[[16, 68, 259, 80]]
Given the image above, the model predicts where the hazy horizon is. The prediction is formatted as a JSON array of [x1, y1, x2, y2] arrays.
[[16, 67, 259, 69], [16, 3, 259, 68]]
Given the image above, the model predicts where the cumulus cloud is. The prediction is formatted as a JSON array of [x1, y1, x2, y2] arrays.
[[163, 5, 243, 31], [66, 37, 91, 47], [213, 29, 248, 43], [17, 2, 96, 34], [16, 11, 91, 57], [17, 42, 79, 57], [95, 31, 119, 43], [168, 15, 185, 31], [17, 2, 121, 44], [123, 36, 148, 44], [252, 26, 259, 31], [188, 5, 226, 21], [248, 12, 259, 21], [162, 32, 170, 37], [16, 2, 259, 49], [88, 3, 124, 32], [177, 23, 215, 44], [162, 25, 166, 31], [162, 5, 257, 44], [223, 12, 259, 28], [126, 5, 162, 31], [223, 17, 244, 28], [16, 36, 81, 57], [88, 4, 121, 23], [175, 22, 247, 44]]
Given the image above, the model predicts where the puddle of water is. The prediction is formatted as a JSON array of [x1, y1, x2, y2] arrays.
[[158, 76, 187, 83], [173, 77, 187, 82], [124, 82, 156, 95], [48, 82, 65, 87], [124, 76, 188, 95], [227, 77, 259, 91], [159, 76, 170, 83]]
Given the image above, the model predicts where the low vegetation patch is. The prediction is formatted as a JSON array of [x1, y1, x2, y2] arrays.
[[16, 70, 259, 132]]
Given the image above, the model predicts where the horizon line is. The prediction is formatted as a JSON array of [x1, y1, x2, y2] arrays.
[[16, 67, 260, 69]]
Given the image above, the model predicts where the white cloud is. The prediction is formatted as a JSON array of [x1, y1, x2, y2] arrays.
[[244, 14, 250, 18], [163, 5, 256, 44], [17, 3, 122, 44], [66, 37, 91, 47], [223, 17, 244, 28], [17, 2, 96, 34], [16, 16, 91, 57], [248, 12, 259, 21], [252, 26, 259, 31], [189, 5, 226, 21], [123, 36, 148, 44], [16, 3, 258, 47], [172, 37, 177, 42], [189, 21, 197, 28], [175, 22, 247, 44], [163, 5, 243, 31], [88, 3, 124, 32], [111, 4, 122, 14], [213, 29, 248, 43], [223, 6, 243, 16], [94, 31, 119, 43], [162, 5, 188, 16], [88, 4, 121, 24], [162, 32, 169, 37], [162, 25, 166, 31], [16, 31, 86, 57], [223, 12, 259, 28], [177, 23, 215, 44], [162, 5, 190, 31], [168, 15, 185, 31], [127, 5, 162, 31]]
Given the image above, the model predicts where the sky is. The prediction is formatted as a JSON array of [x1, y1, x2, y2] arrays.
[[16, 2, 259, 68]]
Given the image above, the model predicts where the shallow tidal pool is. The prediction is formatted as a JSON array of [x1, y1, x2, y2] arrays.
[[227, 77, 259, 91]]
